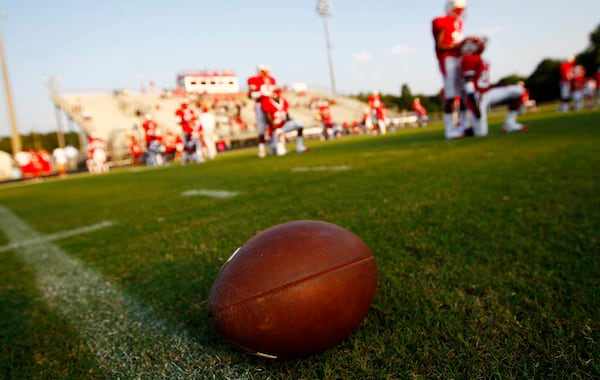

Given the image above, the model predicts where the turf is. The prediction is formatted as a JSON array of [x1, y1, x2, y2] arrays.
[[0, 105, 598, 379]]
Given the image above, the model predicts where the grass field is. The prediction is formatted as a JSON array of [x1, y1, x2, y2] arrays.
[[0, 105, 598, 379]]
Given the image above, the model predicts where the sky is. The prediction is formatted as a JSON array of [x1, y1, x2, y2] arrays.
[[0, 0, 598, 136]]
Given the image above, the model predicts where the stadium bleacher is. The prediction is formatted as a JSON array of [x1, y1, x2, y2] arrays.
[[52, 87, 398, 165]]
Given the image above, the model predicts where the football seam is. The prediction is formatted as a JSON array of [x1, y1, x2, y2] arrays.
[[210, 255, 375, 319]]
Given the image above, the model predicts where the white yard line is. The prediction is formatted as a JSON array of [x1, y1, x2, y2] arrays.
[[0, 205, 247, 379], [0, 220, 114, 253], [181, 189, 240, 198], [291, 165, 352, 172]]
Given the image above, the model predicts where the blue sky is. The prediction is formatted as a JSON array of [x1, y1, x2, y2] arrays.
[[0, 0, 598, 136]]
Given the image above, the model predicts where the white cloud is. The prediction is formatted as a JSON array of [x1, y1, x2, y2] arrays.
[[384, 45, 412, 56], [353, 50, 374, 63]]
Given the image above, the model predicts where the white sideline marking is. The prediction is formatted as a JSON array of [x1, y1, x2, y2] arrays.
[[0, 220, 114, 253], [0, 205, 247, 379], [291, 165, 351, 172], [181, 189, 240, 198]]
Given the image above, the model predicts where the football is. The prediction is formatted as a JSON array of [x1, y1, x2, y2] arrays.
[[207, 220, 377, 359]]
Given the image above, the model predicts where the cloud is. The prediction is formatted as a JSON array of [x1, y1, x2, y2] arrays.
[[353, 50, 374, 63], [384, 45, 411, 56]]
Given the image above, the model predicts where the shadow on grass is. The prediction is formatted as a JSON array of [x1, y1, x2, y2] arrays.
[[0, 251, 104, 379]]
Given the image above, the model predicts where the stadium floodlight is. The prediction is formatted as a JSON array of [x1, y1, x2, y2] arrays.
[[0, 13, 22, 155], [316, 0, 337, 95]]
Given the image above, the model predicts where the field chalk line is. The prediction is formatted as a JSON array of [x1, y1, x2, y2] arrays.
[[181, 189, 240, 198], [291, 165, 352, 172], [0, 220, 114, 253], [0, 205, 247, 379]]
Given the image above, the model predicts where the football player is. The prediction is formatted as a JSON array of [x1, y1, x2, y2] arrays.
[[571, 64, 586, 111], [412, 98, 429, 127], [558, 56, 575, 112], [367, 90, 387, 134], [261, 88, 309, 156], [460, 36, 529, 137], [318, 100, 343, 140], [432, 0, 468, 139], [247, 64, 277, 158], [86, 133, 109, 173]]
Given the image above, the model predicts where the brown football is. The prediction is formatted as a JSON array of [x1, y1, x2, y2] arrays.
[[207, 220, 377, 359]]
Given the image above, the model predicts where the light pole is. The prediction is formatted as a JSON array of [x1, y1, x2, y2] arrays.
[[316, 0, 337, 96], [0, 14, 21, 155], [45, 76, 65, 148]]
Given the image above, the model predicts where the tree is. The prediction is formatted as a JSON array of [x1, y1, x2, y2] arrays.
[[525, 59, 561, 103], [576, 23, 600, 75]]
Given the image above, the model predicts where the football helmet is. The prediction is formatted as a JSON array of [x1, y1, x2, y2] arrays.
[[460, 35, 487, 55], [257, 64, 271, 73], [445, 0, 467, 16]]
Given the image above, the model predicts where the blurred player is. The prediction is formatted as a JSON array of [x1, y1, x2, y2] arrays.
[[460, 36, 529, 136], [432, 0, 468, 139], [412, 98, 429, 127], [571, 64, 586, 111], [199, 106, 218, 160], [247, 64, 277, 158], [317, 100, 343, 140], [86, 133, 109, 173], [52, 146, 68, 176], [367, 90, 387, 134], [261, 88, 309, 156], [558, 56, 575, 112]]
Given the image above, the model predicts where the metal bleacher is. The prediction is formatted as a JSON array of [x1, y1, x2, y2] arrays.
[[52, 88, 384, 166]]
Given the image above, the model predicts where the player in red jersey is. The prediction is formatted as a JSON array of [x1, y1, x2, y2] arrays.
[[247, 64, 277, 157], [141, 113, 159, 148], [367, 90, 387, 134], [86, 134, 109, 173], [261, 88, 309, 156], [432, 0, 468, 139], [558, 56, 575, 112], [460, 36, 528, 136], [571, 64, 586, 111], [317, 100, 342, 140], [412, 98, 429, 127], [175, 100, 197, 136]]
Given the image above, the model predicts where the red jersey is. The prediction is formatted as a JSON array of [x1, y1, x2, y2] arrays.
[[412, 101, 427, 117], [571, 65, 586, 91], [247, 75, 277, 102], [142, 119, 159, 144], [461, 53, 491, 94], [375, 105, 387, 121], [261, 97, 289, 129], [559, 61, 575, 82], [129, 139, 143, 157], [318, 103, 333, 125], [432, 15, 463, 73], [368, 93, 382, 110], [175, 105, 196, 134], [87, 137, 106, 159]]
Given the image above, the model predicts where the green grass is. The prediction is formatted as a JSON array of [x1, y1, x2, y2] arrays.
[[0, 105, 598, 379]]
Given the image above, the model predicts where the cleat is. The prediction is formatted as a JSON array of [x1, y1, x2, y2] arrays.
[[445, 131, 465, 140], [502, 124, 529, 133], [258, 143, 266, 158]]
